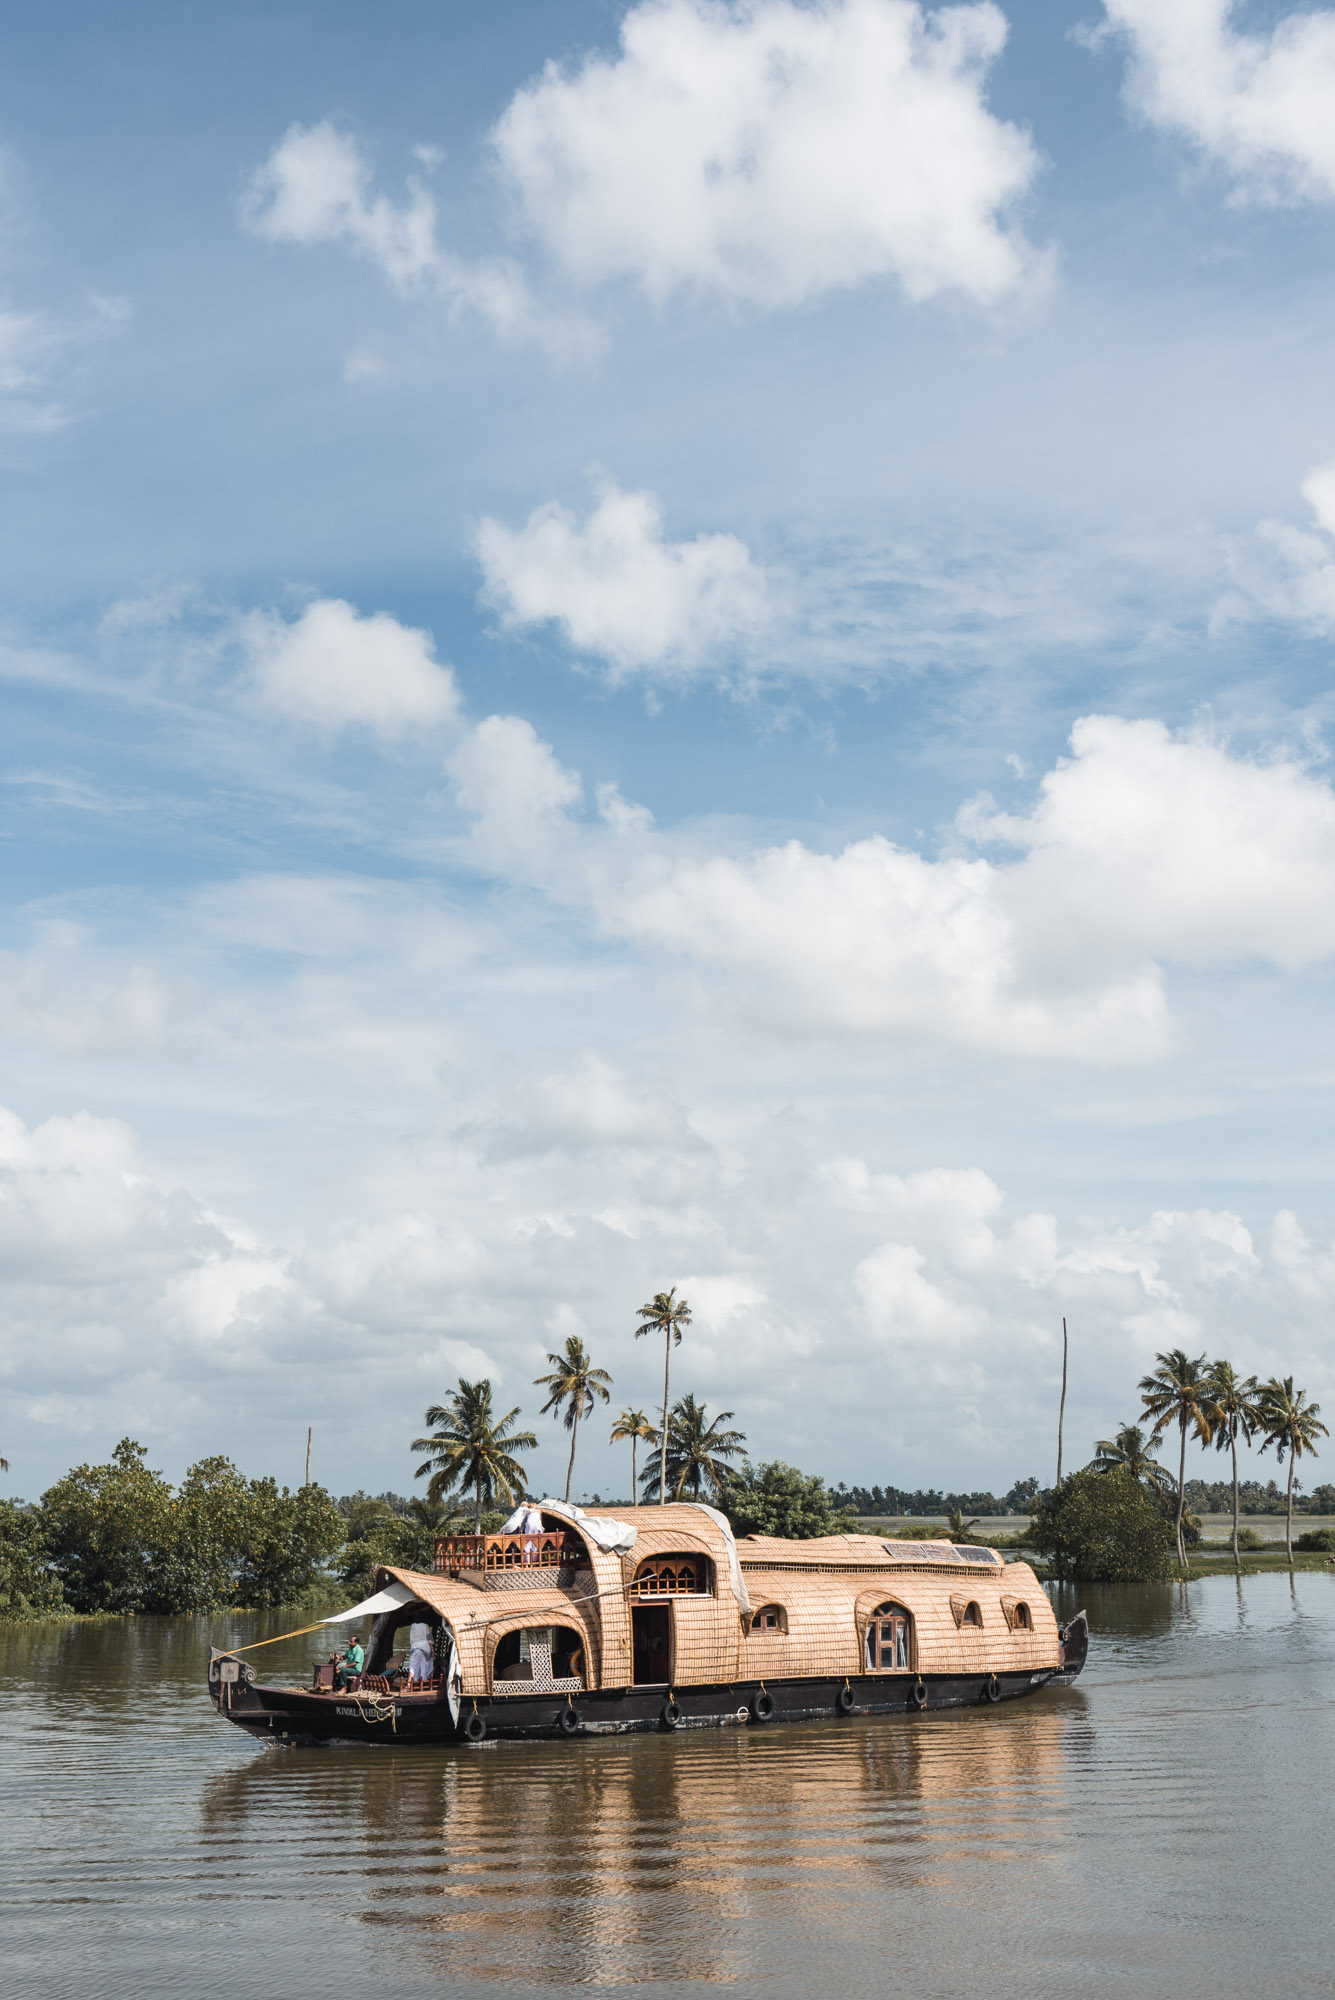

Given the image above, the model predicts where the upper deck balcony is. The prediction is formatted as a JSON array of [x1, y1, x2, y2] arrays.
[[433, 1530, 588, 1576]]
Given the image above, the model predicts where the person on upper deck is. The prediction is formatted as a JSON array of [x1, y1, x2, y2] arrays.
[[335, 1635, 364, 1689], [521, 1501, 544, 1564]]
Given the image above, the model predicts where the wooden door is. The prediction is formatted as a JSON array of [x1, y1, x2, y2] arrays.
[[632, 1603, 672, 1684]]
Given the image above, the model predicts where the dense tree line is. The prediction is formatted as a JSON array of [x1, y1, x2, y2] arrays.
[[831, 1478, 1042, 1517], [0, 1439, 344, 1619], [8, 1307, 1328, 1615], [1182, 1476, 1335, 1515]]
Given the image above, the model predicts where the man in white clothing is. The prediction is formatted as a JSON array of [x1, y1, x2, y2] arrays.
[[407, 1622, 435, 1683]]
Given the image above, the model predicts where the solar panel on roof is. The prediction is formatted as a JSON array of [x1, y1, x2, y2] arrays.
[[881, 1540, 959, 1562], [953, 1544, 1000, 1563]]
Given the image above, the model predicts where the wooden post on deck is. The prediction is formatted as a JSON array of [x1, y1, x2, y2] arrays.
[[1056, 1318, 1068, 1488]]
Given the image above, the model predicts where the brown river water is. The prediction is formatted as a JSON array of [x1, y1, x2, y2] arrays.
[[3, 1573, 1332, 1999]]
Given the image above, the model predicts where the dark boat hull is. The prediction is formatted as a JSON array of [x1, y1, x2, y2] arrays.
[[211, 1656, 1082, 1747]]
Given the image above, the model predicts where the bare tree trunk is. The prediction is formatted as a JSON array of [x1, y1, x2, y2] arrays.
[[475, 1473, 483, 1537], [1056, 1317, 1068, 1487], [1286, 1453, 1295, 1568], [660, 1333, 671, 1505], [565, 1400, 581, 1503], [305, 1426, 312, 1488], [1231, 1427, 1240, 1574], [1176, 1415, 1188, 1570], [631, 1436, 638, 1499]]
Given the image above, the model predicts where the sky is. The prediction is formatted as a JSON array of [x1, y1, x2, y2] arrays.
[[5, 0, 1335, 1505]]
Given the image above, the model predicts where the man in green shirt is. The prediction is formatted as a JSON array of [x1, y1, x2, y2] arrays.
[[336, 1635, 364, 1689]]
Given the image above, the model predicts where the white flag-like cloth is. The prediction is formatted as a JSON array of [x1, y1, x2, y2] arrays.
[[500, 1497, 638, 1557]]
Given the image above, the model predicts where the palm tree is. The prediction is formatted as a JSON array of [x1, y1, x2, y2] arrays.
[[534, 1335, 612, 1503], [640, 1394, 746, 1502], [945, 1506, 981, 1542], [610, 1407, 654, 1501], [1091, 1423, 1174, 1494], [405, 1494, 463, 1534], [1257, 1375, 1328, 1567], [1208, 1362, 1262, 1573], [411, 1379, 538, 1534], [634, 1287, 693, 1504], [1139, 1349, 1217, 1569]]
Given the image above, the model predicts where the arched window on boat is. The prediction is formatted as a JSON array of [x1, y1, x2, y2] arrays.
[[865, 1601, 912, 1672], [748, 1604, 787, 1634], [1001, 1598, 1032, 1632], [492, 1624, 586, 1692], [632, 1554, 714, 1596], [950, 1595, 983, 1629]]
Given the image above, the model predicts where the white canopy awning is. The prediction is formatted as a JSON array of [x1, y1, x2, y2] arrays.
[[319, 1579, 416, 1625]]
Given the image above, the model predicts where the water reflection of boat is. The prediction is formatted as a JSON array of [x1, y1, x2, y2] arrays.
[[208, 1501, 1087, 1747], [198, 1698, 1085, 1989]]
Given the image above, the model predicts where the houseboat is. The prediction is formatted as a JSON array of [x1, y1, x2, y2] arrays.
[[208, 1499, 1087, 1745]]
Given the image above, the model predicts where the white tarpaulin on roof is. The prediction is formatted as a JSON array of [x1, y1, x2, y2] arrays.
[[686, 1502, 752, 1617], [501, 1497, 638, 1557], [319, 1579, 416, 1625]]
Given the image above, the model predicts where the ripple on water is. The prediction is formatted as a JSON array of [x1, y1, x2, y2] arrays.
[[1, 1575, 1333, 1998]]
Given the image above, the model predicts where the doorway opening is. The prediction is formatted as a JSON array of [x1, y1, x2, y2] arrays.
[[632, 1602, 672, 1684]]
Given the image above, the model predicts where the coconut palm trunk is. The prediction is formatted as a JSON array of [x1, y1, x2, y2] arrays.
[[659, 1328, 671, 1504], [1175, 1414, 1188, 1569], [565, 1401, 581, 1503], [475, 1470, 484, 1536], [1285, 1453, 1295, 1568], [1230, 1427, 1241, 1573], [631, 1434, 638, 1496]]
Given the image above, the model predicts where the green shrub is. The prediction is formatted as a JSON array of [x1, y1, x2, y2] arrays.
[[1236, 1527, 1263, 1550], [1295, 1527, 1335, 1553], [1029, 1466, 1175, 1582], [0, 1500, 66, 1618], [37, 1438, 345, 1614], [716, 1461, 859, 1540]]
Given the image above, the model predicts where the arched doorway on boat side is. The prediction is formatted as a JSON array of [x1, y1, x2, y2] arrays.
[[865, 1601, 914, 1673]]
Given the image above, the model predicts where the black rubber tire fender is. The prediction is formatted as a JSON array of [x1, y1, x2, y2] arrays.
[[836, 1684, 858, 1715], [911, 1678, 928, 1710], [751, 1690, 776, 1723], [558, 1705, 581, 1736], [660, 1698, 683, 1730], [984, 1673, 1002, 1704], [463, 1711, 487, 1742]]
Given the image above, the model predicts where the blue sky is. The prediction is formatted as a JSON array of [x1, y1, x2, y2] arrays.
[[5, 0, 1335, 1504]]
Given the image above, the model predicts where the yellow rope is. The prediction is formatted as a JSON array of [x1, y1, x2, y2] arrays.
[[216, 1619, 339, 1655]]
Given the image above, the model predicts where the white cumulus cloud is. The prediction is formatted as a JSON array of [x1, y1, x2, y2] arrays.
[[492, 0, 1045, 310], [447, 704, 1335, 1060], [1099, 0, 1335, 201], [1248, 456, 1335, 628], [243, 597, 461, 736], [475, 480, 770, 678], [242, 121, 586, 353]]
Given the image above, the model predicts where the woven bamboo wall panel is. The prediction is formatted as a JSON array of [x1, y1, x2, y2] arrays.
[[380, 1537, 1060, 1694]]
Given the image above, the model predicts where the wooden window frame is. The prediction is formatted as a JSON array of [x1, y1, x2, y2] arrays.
[[748, 1604, 788, 1635], [864, 1600, 914, 1673], [950, 1594, 984, 1628], [631, 1554, 715, 1597]]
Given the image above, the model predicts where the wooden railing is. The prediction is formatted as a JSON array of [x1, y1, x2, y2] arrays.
[[434, 1530, 571, 1573]]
